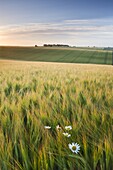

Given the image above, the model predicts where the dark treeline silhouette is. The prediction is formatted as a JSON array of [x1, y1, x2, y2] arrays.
[[43, 44, 69, 47], [104, 47, 113, 50]]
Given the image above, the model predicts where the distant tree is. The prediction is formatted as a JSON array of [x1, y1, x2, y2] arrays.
[[44, 44, 48, 47], [43, 44, 70, 47]]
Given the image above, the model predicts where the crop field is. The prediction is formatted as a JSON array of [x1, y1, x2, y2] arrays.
[[0, 60, 113, 170], [0, 46, 113, 65]]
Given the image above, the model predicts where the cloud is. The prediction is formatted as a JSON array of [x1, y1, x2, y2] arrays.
[[0, 19, 113, 35], [0, 18, 113, 46], [64, 19, 94, 24]]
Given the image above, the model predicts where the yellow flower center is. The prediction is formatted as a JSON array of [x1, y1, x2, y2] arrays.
[[72, 146, 76, 151]]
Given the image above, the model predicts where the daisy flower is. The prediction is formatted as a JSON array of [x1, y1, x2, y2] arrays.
[[56, 125, 62, 131], [63, 132, 71, 137], [44, 126, 51, 129], [68, 142, 80, 154], [65, 125, 72, 131]]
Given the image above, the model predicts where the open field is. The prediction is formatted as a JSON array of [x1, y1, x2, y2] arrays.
[[0, 60, 113, 170], [0, 46, 112, 65]]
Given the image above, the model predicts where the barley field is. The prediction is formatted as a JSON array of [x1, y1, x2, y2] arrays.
[[0, 60, 113, 170]]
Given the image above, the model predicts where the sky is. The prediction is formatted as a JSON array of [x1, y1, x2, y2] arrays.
[[0, 0, 113, 47]]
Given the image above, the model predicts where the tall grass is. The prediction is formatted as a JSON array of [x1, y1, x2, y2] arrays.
[[0, 60, 113, 170]]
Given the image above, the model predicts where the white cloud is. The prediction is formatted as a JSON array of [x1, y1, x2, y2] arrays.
[[0, 18, 113, 46]]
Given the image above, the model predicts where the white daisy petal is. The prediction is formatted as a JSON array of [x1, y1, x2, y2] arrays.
[[63, 132, 71, 137], [65, 126, 72, 130], [68, 142, 80, 154], [56, 125, 62, 131], [44, 126, 51, 129]]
